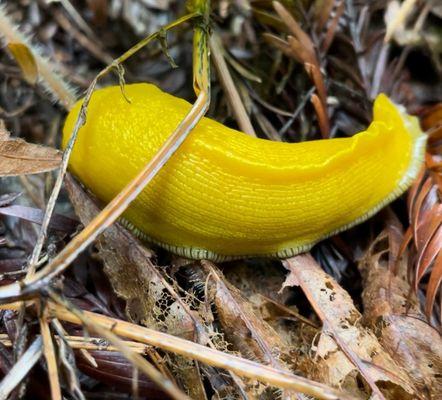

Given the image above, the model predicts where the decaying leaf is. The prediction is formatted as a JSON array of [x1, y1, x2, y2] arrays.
[[0, 125, 61, 176], [359, 231, 442, 399], [64, 174, 208, 399], [0, 1, 439, 398], [282, 254, 417, 399], [202, 260, 299, 400], [76, 350, 168, 399]]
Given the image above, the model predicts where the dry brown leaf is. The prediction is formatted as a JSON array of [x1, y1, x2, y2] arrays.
[[76, 350, 168, 399], [320, 0, 345, 54], [426, 251, 442, 317], [273, 2, 316, 60], [201, 261, 300, 399], [221, 261, 317, 360], [65, 174, 208, 400], [0, 126, 61, 176], [282, 254, 417, 400], [359, 232, 442, 399], [7, 42, 38, 84], [421, 104, 442, 146], [400, 103, 442, 317]]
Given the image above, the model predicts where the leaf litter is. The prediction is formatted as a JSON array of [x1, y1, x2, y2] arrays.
[[0, 0, 440, 399]]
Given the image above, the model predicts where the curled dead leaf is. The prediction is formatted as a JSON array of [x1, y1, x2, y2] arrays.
[[201, 260, 299, 399], [76, 350, 169, 399], [282, 254, 418, 400], [400, 103, 442, 318], [0, 126, 61, 176], [360, 231, 442, 399]]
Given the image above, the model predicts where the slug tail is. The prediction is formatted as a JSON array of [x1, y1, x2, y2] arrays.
[[373, 93, 427, 194], [270, 94, 427, 260]]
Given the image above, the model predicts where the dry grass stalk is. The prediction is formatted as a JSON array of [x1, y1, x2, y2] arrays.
[[39, 310, 62, 400], [0, 333, 150, 353], [0, 299, 350, 400], [384, 0, 418, 43], [0, 6, 76, 108], [210, 33, 256, 136], [0, 337, 42, 400], [49, 293, 192, 400]]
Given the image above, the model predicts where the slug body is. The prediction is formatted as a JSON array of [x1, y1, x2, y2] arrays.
[[63, 84, 425, 261]]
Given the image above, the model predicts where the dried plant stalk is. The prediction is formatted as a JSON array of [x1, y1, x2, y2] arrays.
[[0, 6, 76, 108]]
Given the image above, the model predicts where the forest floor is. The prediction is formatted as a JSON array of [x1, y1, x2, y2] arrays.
[[0, 1, 441, 399]]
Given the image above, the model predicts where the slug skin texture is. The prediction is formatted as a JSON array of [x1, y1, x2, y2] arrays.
[[63, 83, 426, 261]]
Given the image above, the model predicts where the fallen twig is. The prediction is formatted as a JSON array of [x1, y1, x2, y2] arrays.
[[0, 336, 42, 400]]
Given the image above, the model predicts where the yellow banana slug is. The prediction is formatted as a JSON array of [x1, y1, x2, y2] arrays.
[[62, 83, 426, 261]]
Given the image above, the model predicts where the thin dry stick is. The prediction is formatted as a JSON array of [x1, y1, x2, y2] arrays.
[[258, 294, 319, 329], [0, 7, 76, 109], [384, 0, 418, 43], [0, 299, 349, 400], [26, 246, 58, 399], [0, 337, 42, 400], [145, 347, 179, 386], [53, 9, 113, 65], [27, 300, 348, 400], [370, 42, 390, 99], [0, 333, 148, 353], [61, 337, 148, 353], [48, 293, 192, 400], [39, 311, 62, 400], [52, 318, 97, 367], [59, 0, 100, 42], [346, 0, 369, 90], [209, 33, 256, 136]]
